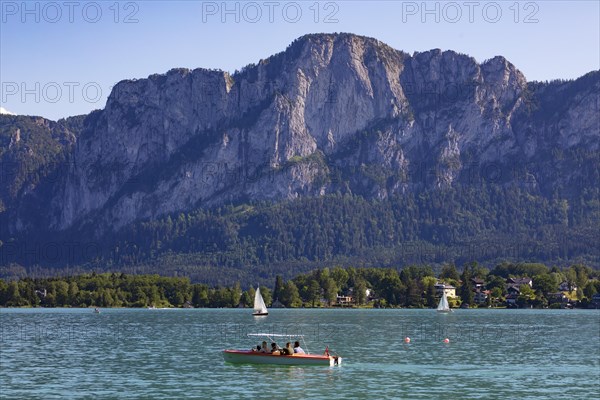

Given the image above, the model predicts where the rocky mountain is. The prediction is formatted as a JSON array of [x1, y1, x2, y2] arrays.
[[0, 33, 598, 278]]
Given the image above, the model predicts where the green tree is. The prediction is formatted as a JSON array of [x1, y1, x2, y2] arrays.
[[54, 281, 69, 306], [6, 281, 24, 306], [98, 288, 115, 307], [307, 280, 321, 307], [354, 279, 367, 306], [331, 267, 349, 291], [424, 278, 437, 308], [240, 290, 253, 308], [0, 279, 8, 304], [323, 278, 338, 306], [247, 287, 256, 306], [280, 281, 302, 307], [490, 287, 504, 305], [211, 287, 231, 307], [517, 284, 535, 308], [230, 282, 242, 307], [564, 268, 577, 292], [533, 274, 557, 297], [273, 275, 284, 302], [43, 292, 57, 307], [379, 270, 404, 306], [486, 275, 507, 295], [583, 281, 598, 299], [404, 278, 422, 307], [260, 287, 272, 307], [146, 286, 161, 307], [571, 264, 591, 289], [440, 264, 460, 282], [192, 284, 209, 307], [459, 268, 474, 306], [20, 281, 38, 306], [68, 281, 80, 306]]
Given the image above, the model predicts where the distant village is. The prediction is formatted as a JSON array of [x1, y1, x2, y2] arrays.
[[1, 263, 599, 309], [266, 263, 599, 310], [333, 276, 600, 309]]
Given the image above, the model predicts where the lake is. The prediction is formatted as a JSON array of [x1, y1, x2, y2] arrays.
[[1, 308, 598, 399]]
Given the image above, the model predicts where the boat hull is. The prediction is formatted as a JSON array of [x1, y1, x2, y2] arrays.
[[223, 350, 341, 366], [252, 312, 268, 316]]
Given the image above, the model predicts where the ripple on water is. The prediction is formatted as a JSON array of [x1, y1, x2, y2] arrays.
[[1, 308, 598, 399]]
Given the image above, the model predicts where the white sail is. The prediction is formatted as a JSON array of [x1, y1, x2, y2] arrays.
[[437, 291, 450, 312], [253, 287, 268, 314]]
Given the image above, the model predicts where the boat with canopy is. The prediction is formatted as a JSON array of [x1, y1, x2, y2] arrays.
[[223, 333, 342, 366]]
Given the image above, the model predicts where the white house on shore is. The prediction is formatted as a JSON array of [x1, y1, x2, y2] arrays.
[[336, 295, 353, 306], [435, 283, 456, 298], [336, 288, 374, 306]]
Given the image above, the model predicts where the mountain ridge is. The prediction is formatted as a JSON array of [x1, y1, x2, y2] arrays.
[[0, 33, 598, 279]]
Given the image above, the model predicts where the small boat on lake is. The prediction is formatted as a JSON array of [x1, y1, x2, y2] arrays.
[[223, 334, 341, 366], [437, 291, 453, 313], [223, 350, 340, 366], [93, 308, 100, 313], [252, 286, 268, 316]]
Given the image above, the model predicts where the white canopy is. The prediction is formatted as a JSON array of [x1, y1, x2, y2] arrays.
[[247, 333, 305, 338]]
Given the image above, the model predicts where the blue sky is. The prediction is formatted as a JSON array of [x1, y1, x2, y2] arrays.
[[1, 0, 599, 120]]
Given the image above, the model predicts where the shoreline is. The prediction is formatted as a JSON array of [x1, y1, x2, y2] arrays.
[[2, 305, 597, 310]]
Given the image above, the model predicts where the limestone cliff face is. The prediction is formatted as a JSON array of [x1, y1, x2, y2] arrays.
[[2, 33, 598, 236], [50, 34, 413, 233]]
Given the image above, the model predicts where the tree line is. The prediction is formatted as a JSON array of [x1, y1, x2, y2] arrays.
[[1, 262, 598, 309]]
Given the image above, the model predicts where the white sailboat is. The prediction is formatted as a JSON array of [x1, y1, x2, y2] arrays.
[[253, 286, 268, 316], [437, 290, 452, 313]]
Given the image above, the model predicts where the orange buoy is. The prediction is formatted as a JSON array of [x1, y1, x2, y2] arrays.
[[443, 338, 450, 344], [404, 337, 411, 343]]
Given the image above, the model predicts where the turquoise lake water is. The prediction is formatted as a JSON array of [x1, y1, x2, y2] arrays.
[[1, 308, 598, 399]]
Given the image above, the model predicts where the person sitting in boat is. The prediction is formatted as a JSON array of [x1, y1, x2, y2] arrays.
[[252, 345, 261, 352], [281, 342, 294, 355], [293, 341, 305, 354], [260, 341, 269, 353], [270, 343, 280, 355]]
